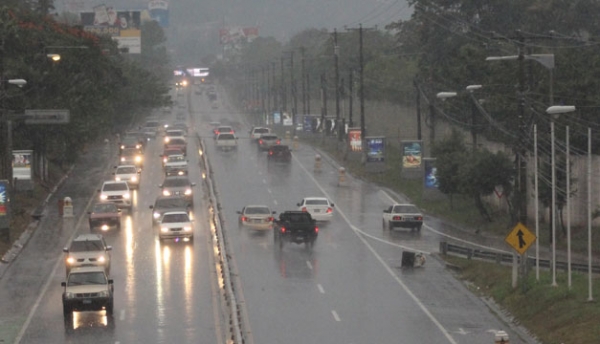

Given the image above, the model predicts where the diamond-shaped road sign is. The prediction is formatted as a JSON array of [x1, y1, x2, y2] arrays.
[[505, 222, 536, 255]]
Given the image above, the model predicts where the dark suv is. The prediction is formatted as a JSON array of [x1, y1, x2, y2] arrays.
[[268, 145, 292, 163]]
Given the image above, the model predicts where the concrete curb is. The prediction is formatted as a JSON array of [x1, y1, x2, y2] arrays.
[[0, 163, 75, 279]]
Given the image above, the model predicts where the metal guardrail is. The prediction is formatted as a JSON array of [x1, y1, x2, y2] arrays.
[[197, 135, 245, 343], [440, 242, 600, 274]]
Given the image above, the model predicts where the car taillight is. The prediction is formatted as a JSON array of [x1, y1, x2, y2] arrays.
[[241, 216, 247, 222], [269, 151, 273, 155], [268, 217, 274, 222], [416, 216, 423, 221], [280, 227, 286, 233], [315, 226, 319, 233], [259, 139, 263, 144], [393, 216, 402, 220], [301, 207, 307, 212], [276, 140, 281, 144], [326, 207, 333, 213]]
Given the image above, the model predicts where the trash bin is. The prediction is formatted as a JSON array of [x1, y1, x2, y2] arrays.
[[401, 251, 416, 267], [57, 199, 64, 216]]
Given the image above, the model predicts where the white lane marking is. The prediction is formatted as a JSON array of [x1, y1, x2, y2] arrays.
[[331, 310, 341, 322], [119, 309, 125, 321], [273, 199, 278, 205], [306, 261, 313, 270], [292, 154, 458, 344], [267, 188, 272, 194], [262, 179, 267, 184], [115, 342, 120, 344], [317, 284, 325, 294]]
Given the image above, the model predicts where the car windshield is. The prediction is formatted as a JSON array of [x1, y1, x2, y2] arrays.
[[169, 139, 185, 145], [254, 128, 269, 134], [103, 183, 128, 191], [306, 199, 328, 205], [393, 205, 420, 213], [145, 121, 159, 128], [68, 271, 107, 286], [261, 135, 277, 140], [167, 130, 184, 137], [70, 240, 104, 252], [245, 207, 271, 215], [217, 127, 232, 132], [92, 203, 118, 213], [121, 149, 139, 157], [117, 166, 137, 174], [163, 178, 189, 187], [156, 198, 189, 208], [218, 134, 235, 140], [162, 213, 190, 223], [167, 155, 186, 162]]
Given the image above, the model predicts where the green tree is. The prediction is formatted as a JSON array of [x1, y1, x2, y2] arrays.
[[432, 129, 468, 208]]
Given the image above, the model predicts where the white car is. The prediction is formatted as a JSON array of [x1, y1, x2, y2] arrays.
[[250, 127, 271, 140], [159, 211, 193, 241], [382, 203, 423, 231], [237, 205, 276, 230], [297, 197, 335, 221], [113, 165, 140, 189], [63, 234, 112, 275], [99, 181, 132, 209], [164, 129, 186, 144], [164, 154, 188, 176]]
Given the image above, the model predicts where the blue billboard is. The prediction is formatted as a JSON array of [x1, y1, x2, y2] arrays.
[[423, 158, 439, 189], [148, 0, 169, 27], [366, 137, 385, 162]]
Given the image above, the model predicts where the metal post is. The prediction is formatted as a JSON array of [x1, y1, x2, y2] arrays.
[[272, 62, 278, 113], [348, 71, 353, 128], [301, 47, 306, 116], [280, 56, 286, 113], [551, 120, 557, 286], [534, 124, 539, 281], [306, 72, 311, 115], [334, 28, 340, 124], [358, 24, 365, 142], [517, 31, 528, 226], [566, 125, 571, 289], [587, 127, 593, 301], [414, 79, 421, 141], [290, 51, 296, 136]]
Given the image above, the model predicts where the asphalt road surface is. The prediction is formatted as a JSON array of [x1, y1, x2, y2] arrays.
[[0, 85, 534, 344]]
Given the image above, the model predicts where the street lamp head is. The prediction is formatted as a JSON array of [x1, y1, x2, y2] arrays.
[[47, 53, 61, 62], [8, 79, 27, 87], [466, 85, 482, 91], [546, 105, 576, 115], [436, 92, 457, 99]]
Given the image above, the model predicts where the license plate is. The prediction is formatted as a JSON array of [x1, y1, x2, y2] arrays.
[[83, 299, 92, 304], [314, 209, 321, 213]]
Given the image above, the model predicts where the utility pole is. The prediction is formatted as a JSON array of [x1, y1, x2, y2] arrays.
[[320, 73, 327, 132], [414, 78, 422, 140], [516, 30, 528, 226], [301, 47, 306, 116], [261, 66, 266, 123], [271, 61, 278, 114], [306, 73, 311, 115], [0, 37, 11, 186], [348, 71, 353, 128], [280, 56, 286, 115], [290, 51, 297, 135], [266, 64, 271, 117], [333, 28, 340, 127]]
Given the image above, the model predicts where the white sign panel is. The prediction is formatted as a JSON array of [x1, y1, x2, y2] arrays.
[[13, 150, 32, 181]]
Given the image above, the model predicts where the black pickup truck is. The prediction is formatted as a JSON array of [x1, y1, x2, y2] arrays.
[[273, 211, 318, 249]]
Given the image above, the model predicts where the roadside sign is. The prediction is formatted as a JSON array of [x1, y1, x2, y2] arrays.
[[505, 222, 536, 255], [24, 109, 70, 124]]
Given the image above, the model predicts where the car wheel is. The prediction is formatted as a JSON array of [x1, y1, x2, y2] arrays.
[[63, 304, 72, 318], [382, 219, 386, 230], [106, 300, 114, 315], [416, 225, 422, 232]]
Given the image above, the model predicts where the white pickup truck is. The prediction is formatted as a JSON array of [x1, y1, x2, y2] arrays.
[[215, 133, 238, 151]]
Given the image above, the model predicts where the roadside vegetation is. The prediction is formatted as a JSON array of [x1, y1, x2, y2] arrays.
[[0, 4, 171, 257]]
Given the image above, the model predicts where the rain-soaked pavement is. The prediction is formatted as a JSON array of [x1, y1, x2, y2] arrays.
[[0, 86, 539, 344]]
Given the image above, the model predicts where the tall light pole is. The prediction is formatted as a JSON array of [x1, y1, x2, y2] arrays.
[[466, 85, 483, 149], [546, 105, 576, 287]]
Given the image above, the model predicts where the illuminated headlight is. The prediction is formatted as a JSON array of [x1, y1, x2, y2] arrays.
[[98, 290, 109, 297], [153, 212, 160, 219], [163, 157, 167, 163], [164, 124, 169, 128], [177, 171, 184, 176], [184, 226, 192, 232], [135, 156, 142, 162], [65, 292, 75, 299], [182, 80, 188, 86], [100, 194, 108, 200], [184, 189, 192, 195], [163, 190, 171, 196], [115, 177, 121, 181], [120, 145, 125, 149], [98, 256, 106, 263], [164, 137, 170, 143], [123, 193, 130, 199], [161, 227, 169, 233], [66, 257, 75, 264], [120, 157, 125, 162], [136, 144, 141, 149], [101, 224, 109, 231], [131, 176, 137, 182]]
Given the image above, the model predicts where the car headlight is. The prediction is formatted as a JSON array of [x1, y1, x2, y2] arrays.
[[163, 158, 167, 163], [165, 137, 170, 143], [65, 292, 75, 299], [98, 256, 106, 263], [121, 157, 125, 162], [98, 290, 109, 297], [120, 145, 125, 149], [123, 193, 130, 199], [161, 227, 169, 233], [163, 190, 171, 196], [136, 144, 141, 149], [100, 194, 108, 200], [131, 176, 137, 182], [66, 257, 75, 264], [153, 212, 160, 219], [115, 176, 121, 181], [178, 171, 184, 176], [135, 156, 142, 162], [101, 224, 109, 231], [184, 226, 192, 232], [184, 189, 192, 195]]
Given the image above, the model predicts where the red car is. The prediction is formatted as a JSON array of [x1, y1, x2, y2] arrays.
[[88, 202, 121, 231], [164, 137, 187, 155]]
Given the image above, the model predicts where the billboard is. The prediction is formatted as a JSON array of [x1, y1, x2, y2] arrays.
[[402, 141, 422, 169], [219, 27, 259, 45], [148, 0, 169, 27], [80, 7, 142, 53], [423, 158, 439, 189], [365, 137, 385, 163], [348, 128, 362, 152], [273, 112, 281, 125], [13, 150, 32, 181], [0, 180, 8, 218], [303, 115, 318, 132]]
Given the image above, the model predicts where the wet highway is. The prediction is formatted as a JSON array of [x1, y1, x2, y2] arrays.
[[0, 86, 533, 344]]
